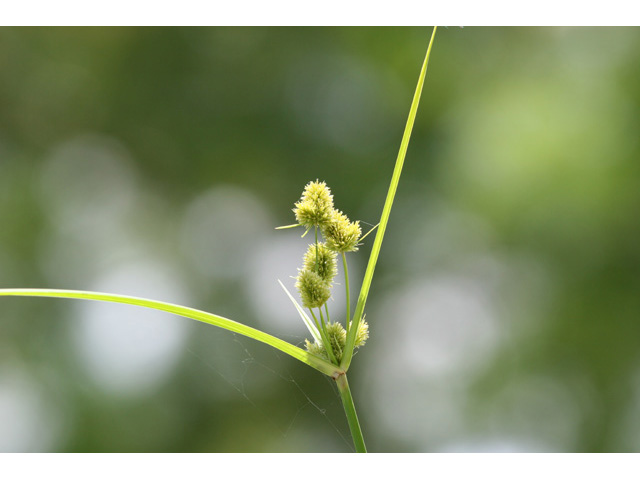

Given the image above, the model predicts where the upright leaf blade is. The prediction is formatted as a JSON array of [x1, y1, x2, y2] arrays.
[[340, 26, 438, 371]]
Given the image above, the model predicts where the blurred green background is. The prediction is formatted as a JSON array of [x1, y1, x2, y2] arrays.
[[1, 26, 640, 452]]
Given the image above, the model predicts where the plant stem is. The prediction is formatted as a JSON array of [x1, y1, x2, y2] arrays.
[[342, 252, 351, 331], [336, 373, 366, 453], [309, 308, 323, 335], [311, 308, 338, 365], [319, 306, 327, 333], [319, 307, 331, 351]]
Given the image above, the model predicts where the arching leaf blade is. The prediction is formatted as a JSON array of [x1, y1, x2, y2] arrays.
[[0, 288, 341, 377]]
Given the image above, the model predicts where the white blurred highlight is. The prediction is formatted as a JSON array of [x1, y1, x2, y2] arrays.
[[71, 260, 191, 397], [179, 185, 273, 281], [38, 134, 137, 239], [382, 273, 500, 378], [37, 134, 141, 285], [0, 367, 65, 451]]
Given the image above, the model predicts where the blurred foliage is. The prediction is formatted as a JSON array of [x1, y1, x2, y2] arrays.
[[1, 27, 640, 452]]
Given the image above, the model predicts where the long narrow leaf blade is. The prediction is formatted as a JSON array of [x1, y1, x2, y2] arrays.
[[0, 288, 341, 377], [340, 26, 438, 371]]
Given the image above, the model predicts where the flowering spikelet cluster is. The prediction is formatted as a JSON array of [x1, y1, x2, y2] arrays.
[[296, 242, 337, 309], [292, 180, 362, 253], [293, 180, 335, 229], [355, 315, 369, 346], [293, 181, 355, 310], [305, 320, 369, 363], [303, 242, 337, 284], [323, 211, 362, 253], [286, 180, 369, 364], [295, 269, 331, 309]]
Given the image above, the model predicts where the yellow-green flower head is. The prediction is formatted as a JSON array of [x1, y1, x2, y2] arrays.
[[355, 318, 369, 348], [305, 322, 346, 362], [304, 321, 369, 363], [303, 242, 337, 284], [304, 338, 326, 360], [325, 322, 347, 362], [296, 269, 331, 309], [323, 210, 362, 253], [293, 180, 334, 228]]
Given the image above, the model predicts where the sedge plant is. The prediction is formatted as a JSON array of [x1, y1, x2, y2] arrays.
[[0, 27, 438, 453]]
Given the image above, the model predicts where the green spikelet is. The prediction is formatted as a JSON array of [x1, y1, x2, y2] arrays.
[[293, 180, 335, 229], [355, 318, 369, 348], [323, 210, 362, 253], [305, 320, 368, 363], [295, 269, 331, 309], [303, 242, 337, 284]]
